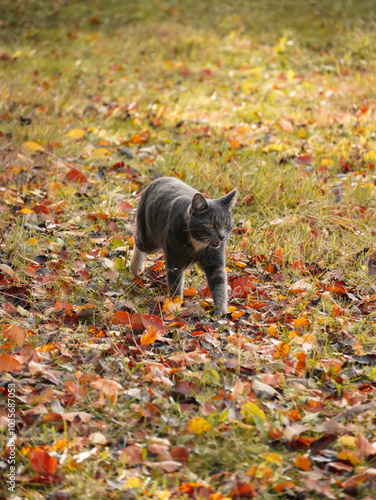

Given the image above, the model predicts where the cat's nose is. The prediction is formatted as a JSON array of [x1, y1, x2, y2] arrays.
[[218, 233, 225, 241]]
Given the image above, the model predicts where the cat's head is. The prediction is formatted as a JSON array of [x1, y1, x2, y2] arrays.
[[188, 189, 237, 251]]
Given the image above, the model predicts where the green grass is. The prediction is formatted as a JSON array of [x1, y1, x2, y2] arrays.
[[1, 0, 376, 499]]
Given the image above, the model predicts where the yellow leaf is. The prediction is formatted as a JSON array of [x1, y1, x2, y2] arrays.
[[187, 417, 211, 434], [22, 141, 45, 152], [124, 477, 142, 488], [241, 401, 266, 422], [227, 306, 237, 313], [338, 435, 356, 448], [140, 326, 158, 345], [267, 143, 287, 152], [264, 452, 283, 465], [91, 147, 111, 158], [64, 128, 86, 139], [19, 208, 34, 214], [320, 158, 334, 166], [28, 238, 38, 245], [364, 150, 376, 162], [162, 296, 183, 315], [337, 450, 361, 466]]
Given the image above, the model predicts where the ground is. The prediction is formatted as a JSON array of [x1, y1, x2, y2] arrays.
[[0, 0, 376, 499]]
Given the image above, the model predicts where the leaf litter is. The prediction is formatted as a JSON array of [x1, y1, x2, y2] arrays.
[[1, 1, 376, 499]]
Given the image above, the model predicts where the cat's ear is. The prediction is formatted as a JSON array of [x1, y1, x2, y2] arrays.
[[191, 193, 208, 213], [219, 189, 237, 209]]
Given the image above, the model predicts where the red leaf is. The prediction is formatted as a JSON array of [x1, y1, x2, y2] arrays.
[[66, 168, 87, 184], [171, 446, 190, 464], [29, 449, 58, 476], [141, 314, 168, 332], [231, 481, 256, 498], [112, 311, 143, 329]]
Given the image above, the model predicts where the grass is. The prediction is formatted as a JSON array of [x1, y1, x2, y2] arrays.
[[1, 0, 376, 498]]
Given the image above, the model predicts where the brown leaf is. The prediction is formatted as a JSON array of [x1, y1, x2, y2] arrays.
[[62, 412, 93, 423], [90, 378, 123, 396], [171, 446, 190, 464], [122, 444, 143, 466], [356, 432, 376, 458]]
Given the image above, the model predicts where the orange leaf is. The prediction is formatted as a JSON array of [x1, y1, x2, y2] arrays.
[[293, 317, 310, 329], [273, 341, 290, 359], [295, 352, 306, 375], [130, 131, 149, 144], [273, 481, 295, 493], [29, 449, 58, 475], [0, 354, 23, 372], [231, 310, 244, 320], [332, 304, 343, 317], [268, 325, 278, 337], [183, 287, 197, 297], [2, 324, 27, 346], [230, 139, 241, 149], [294, 454, 311, 471], [162, 296, 183, 315], [140, 326, 158, 345]]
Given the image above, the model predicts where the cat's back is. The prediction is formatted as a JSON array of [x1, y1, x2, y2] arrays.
[[142, 177, 197, 204]]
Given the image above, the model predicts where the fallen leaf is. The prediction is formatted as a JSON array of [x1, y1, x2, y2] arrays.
[[30, 449, 58, 475], [294, 454, 311, 471], [90, 378, 123, 396], [22, 140, 45, 152], [64, 128, 86, 139], [162, 296, 183, 315], [0, 354, 23, 372], [2, 324, 27, 346], [140, 326, 158, 345]]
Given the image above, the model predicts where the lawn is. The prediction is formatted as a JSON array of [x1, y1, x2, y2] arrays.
[[1, 0, 376, 498]]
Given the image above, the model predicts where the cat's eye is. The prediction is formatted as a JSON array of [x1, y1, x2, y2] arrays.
[[207, 222, 214, 228], [225, 223, 230, 227]]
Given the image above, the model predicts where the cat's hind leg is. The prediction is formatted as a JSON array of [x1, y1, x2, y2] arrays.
[[166, 262, 185, 298], [130, 245, 146, 276]]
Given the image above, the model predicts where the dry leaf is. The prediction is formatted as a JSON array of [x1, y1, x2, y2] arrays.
[[140, 325, 158, 345]]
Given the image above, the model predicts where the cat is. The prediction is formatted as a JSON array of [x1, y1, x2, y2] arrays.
[[130, 177, 236, 315]]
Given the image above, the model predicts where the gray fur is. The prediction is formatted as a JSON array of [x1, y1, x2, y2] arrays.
[[130, 177, 236, 315]]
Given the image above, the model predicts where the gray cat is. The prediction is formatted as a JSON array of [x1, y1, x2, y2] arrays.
[[130, 177, 236, 315]]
